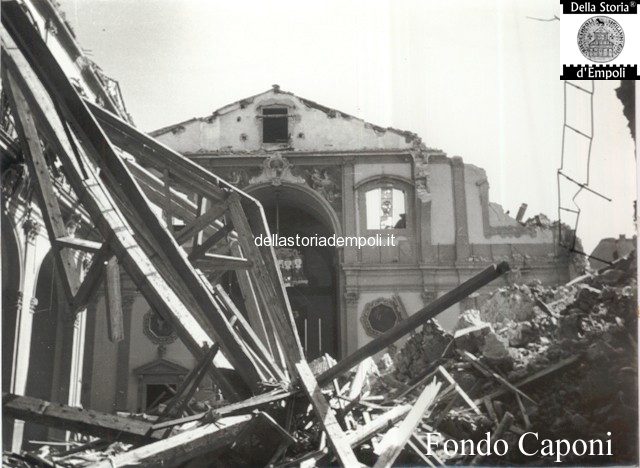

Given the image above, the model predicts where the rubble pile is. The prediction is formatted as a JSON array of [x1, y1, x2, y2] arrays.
[[386, 251, 638, 465]]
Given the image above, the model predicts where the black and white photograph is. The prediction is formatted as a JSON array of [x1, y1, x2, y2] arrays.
[[0, 0, 637, 466]]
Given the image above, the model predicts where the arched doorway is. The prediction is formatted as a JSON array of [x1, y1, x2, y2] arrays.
[[224, 184, 341, 361]]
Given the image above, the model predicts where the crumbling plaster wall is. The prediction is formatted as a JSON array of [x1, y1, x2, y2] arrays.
[[154, 90, 416, 153], [463, 163, 555, 245]]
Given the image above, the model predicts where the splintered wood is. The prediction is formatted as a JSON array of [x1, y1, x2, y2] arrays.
[[0, 2, 523, 466]]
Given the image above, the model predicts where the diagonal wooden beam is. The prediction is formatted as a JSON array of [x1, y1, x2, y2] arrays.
[[228, 194, 304, 374], [3, 69, 79, 300], [296, 361, 360, 467], [175, 204, 227, 245], [373, 378, 442, 468], [72, 245, 111, 312], [214, 285, 286, 382], [0, 39, 255, 398], [188, 224, 234, 260], [86, 99, 227, 202], [317, 262, 511, 386], [2, 393, 157, 445], [90, 416, 254, 468], [2, 9, 267, 393]]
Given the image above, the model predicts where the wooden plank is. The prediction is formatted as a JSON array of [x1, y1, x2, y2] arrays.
[[1, 45, 250, 399], [86, 99, 227, 203], [72, 245, 111, 312], [475, 355, 580, 404], [515, 393, 531, 429], [373, 378, 442, 468], [214, 285, 286, 382], [318, 262, 510, 386], [125, 160, 200, 222], [348, 357, 376, 402], [104, 257, 124, 343], [230, 194, 304, 374], [458, 349, 536, 405], [347, 404, 411, 446], [157, 344, 220, 422], [230, 242, 279, 364], [188, 224, 234, 260], [175, 204, 227, 245], [150, 389, 294, 430], [471, 412, 514, 465], [3, 70, 79, 300], [437, 366, 481, 415], [295, 361, 360, 468], [162, 168, 173, 231], [2, 393, 156, 444], [407, 439, 437, 467], [194, 253, 251, 270], [91, 416, 253, 468], [1, 17, 266, 393], [55, 235, 103, 253]]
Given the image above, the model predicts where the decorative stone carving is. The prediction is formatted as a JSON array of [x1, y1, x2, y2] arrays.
[[344, 290, 359, 306], [28, 297, 38, 315], [14, 291, 24, 314], [22, 217, 40, 244], [250, 153, 304, 186], [143, 310, 177, 345], [302, 166, 342, 208], [65, 213, 82, 237], [360, 295, 407, 338], [1, 162, 26, 202]]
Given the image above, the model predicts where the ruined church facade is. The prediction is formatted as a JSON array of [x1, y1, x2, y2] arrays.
[[152, 85, 572, 360]]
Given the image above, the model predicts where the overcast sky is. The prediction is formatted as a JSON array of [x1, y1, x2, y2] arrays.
[[59, 0, 636, 253]]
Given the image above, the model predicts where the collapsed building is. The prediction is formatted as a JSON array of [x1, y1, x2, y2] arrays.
[[1, 1, 634, 467]]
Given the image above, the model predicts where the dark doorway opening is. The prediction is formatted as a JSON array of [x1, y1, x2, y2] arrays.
[[223, 191, 339, 362], [145, 383, 177, 411]]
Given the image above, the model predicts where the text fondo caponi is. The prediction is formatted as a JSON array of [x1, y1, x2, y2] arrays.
[[423, 431, 612, 463]]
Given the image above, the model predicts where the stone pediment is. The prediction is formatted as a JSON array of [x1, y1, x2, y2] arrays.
[[133, 358, 188, 377], [151, 86, 420, 154]]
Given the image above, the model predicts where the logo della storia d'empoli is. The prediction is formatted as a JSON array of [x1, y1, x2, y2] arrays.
[[577, 16, 625, 63]]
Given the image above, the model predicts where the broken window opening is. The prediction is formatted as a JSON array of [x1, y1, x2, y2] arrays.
[[365, 186, 407, 230], [262, 107, 289, 143]]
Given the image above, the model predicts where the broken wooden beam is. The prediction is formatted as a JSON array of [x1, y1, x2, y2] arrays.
[[104, 257, 124, 343], [2, 393, 156, 444], [295, 361, 360, 467], [3, 67, 80, 300], [2, 13, 267, 394], [72, 245, 111, 312], [474, 355, 580, 404], [471, 412, 514, 465], [175, 203, 228, 245], [54, 235, 103, 253], [373, 378, 442, 468], [150, 389, 295, 430], [318, 262, 510, 385], [91, 416, 253, 468]]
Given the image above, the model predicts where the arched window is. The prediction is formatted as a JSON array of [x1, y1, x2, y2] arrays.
[[357, 178, 412, 233]]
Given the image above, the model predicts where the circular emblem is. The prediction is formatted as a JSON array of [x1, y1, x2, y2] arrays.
[[143, 310, 177, 345], [577, 16, 624, 63]]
